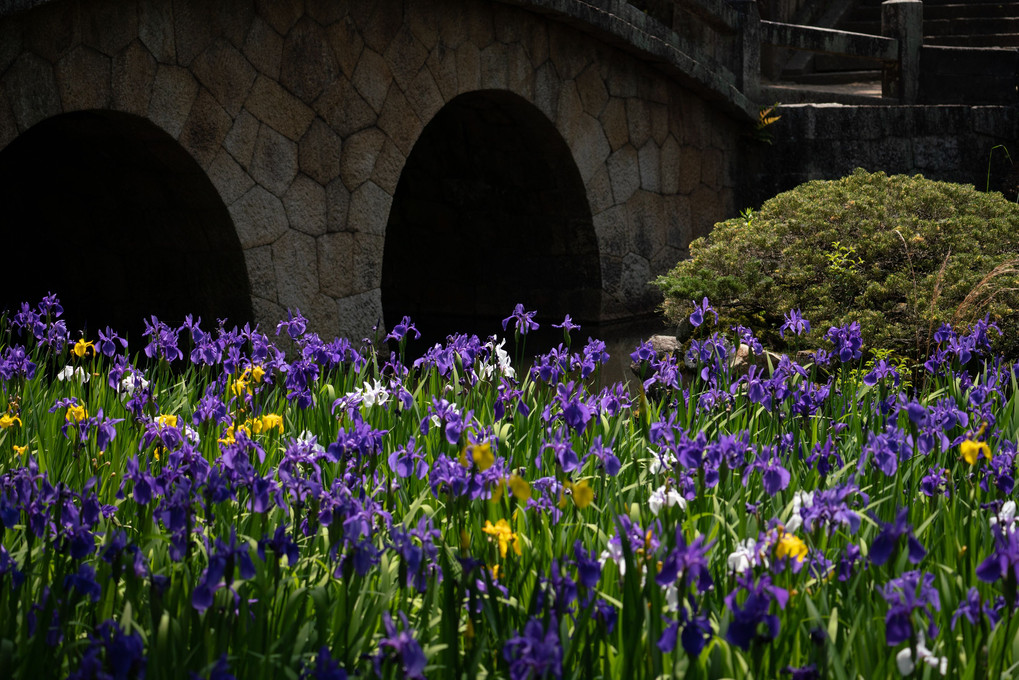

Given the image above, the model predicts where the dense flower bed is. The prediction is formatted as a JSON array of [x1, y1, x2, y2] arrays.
[[1, 295, 1018, 679]]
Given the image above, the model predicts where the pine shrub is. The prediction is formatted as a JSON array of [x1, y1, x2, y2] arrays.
[[655, 169, 1019, 360]]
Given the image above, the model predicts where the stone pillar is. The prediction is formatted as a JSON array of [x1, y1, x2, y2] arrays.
[[881, 0, 922, 103], [732, 0, 761, 102]]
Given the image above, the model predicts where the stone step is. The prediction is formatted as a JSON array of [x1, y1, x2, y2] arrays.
[[784, 69, 881, 84], [925, 17, 1019, 36], [761, 79, 888, 105], [924, 3, 1019, 20], [926, 33, 1019, 46]]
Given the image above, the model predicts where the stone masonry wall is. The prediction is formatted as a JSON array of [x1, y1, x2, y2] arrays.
[[737, 103, 1019, 210], [0, 0, 741, 340]]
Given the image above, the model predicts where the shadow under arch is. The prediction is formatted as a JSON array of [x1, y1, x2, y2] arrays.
[[0, 110, 252, 342], [381, 89, 600, 345]]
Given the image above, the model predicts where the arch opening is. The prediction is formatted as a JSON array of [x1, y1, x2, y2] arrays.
[[0, 110, 252, 342], [381, 90, 600, 344]]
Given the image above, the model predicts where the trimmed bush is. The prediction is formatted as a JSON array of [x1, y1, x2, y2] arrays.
[[655, 169, 1019, 360]]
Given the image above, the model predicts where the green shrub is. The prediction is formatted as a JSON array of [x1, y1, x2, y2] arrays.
[[655, 169, 1019, 361]]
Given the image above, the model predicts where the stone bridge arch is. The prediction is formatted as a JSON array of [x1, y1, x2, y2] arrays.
[[0, 0, 740, 341], [381, 88, 600, 340], [0, 109, 251, 341]]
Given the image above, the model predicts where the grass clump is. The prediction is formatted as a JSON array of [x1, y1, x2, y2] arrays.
[[655, 168, 1019, 360]]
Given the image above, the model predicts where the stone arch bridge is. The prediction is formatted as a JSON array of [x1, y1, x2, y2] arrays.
[[0, 0, 757, 342]]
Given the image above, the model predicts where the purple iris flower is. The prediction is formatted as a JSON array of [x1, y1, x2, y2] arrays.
[[655, 527, 714, 593], [825, 322, 863, 362], [388, 438, 428, 479], [302, 647, 347, 680], [589, 435, 621, 476], [838, 543, 862, 581], [503, 615, 562, 680], [95, 326, 128, 357], [658, 601, 713, 658], [976, 523, 1019, 590], [546, 429, 580, 473], [782, 665, 819, 680], [724, 573, 789, 650], [689, 297, 717, 328], [552, 314, 580, 332], [779, 308, 811, 339], [122, 457, 154, 506], [743, 449, 790, 495], [375, 611, 426, 679], [390, 518, 442, 593], [556, 382, 593, 433], [142, 316, 183, 362], [502, 303, 539, 336], [192, 530, 256, 612], [65, 563, 102, 602], [869, 507, 926, 567], [67, 619, 146, 680], [276, 308, 308, 340], [863, 359, 900, 386], [951, 587, 1000, 631], [0, 344, 36, 381], [880, 570, 941, 646], [799, 483, 864, 534], [429, 454, 470, 498], [919, 467, 950, 498], [732, 324, 764, 355], [860, 424, 913, 478], [385, 316, 421, 343], [573, 541, 602, 589], [0, 544, 25, 589]]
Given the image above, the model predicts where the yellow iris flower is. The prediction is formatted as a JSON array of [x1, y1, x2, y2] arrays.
[[218, 423, 249, 445], [156, 414, 178, 428], [471, 442, 495, 471], [251, 413, 284, 434], [482, 518, 521, 558], [0, 413, 21, 429], [508, 474, 531, 502], [65, 405, 88, 423], [960, 439, 991, 465], [72, 338, 95, 358], [560, 479, 594, 510], [776, 532, 808, 563]]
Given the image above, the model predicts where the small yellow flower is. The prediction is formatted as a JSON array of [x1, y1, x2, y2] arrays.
[[65, 405, 88, 423], [13, 445, 27, 455], [254, 413, 284, 434], [560, 479, 594, 510], [250, 365, 265, 383], [960, 439, 991, 465], [508, 474, 531, 502], [72, 338, 95, 358], [156, 414, 178, 428], [482, 518, 521, 558], [471, 442, 495, 471], [776, 532, 808, 563], [489, 484, 505, 504], [231, 375, 250, 397], [218, 423, 249, 446], [0, 413, 22, 429]]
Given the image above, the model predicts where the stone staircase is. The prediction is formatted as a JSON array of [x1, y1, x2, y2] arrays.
[[771, 0, 1019, 102], [839, 0, 1019, 48]]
